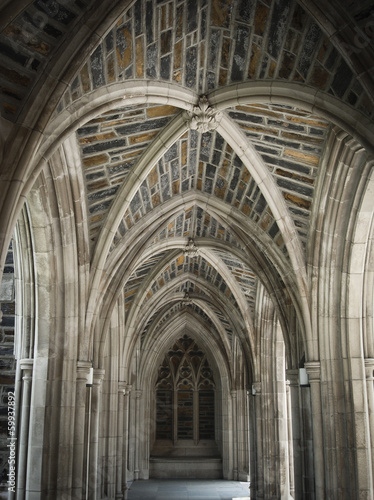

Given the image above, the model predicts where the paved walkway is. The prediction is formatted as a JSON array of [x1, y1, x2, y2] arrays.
[[127, 479, 251, 499]]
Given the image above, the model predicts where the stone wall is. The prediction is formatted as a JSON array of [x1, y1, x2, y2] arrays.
[[0, 242, 16, 486]]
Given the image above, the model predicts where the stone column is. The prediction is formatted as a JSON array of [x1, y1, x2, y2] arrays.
[[285, 380, 294, 499], [88, 369, 105, 500], [286, 370, 300, 500], [72, 362, 91, 500], [246, 389, 252, 484], [173, 389, 178, 444], [365, 359, 374, 491], [16, 359, 33, 500], [194, 389, 199, 445], [275, 368, 290, 500], [116, 383, 126, 499], [235, 389, 247, 480], [247, 388, 256, 498], [134, 390, 142, 480], [231, 390, 238, 480], [305, 361, 325, 500], [253, 382, 263, 499], [122, 385, 132, 499]]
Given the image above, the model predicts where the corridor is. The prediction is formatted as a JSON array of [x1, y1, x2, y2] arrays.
[[127, 479, 251, 500]]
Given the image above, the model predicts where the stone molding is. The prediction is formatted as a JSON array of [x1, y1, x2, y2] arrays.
[[77, 361, 92, 383], [286, 369, 299, 386], [252, 382, 262, 395], [19, 358, 34, 372], [118, 381, 127, 393], [304, 361, 321, 382], [365, 358, 374, 379], [93, 368, 105, 385]]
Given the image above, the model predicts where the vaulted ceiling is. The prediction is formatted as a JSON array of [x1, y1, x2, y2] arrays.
[[2, 0, 374, 372]]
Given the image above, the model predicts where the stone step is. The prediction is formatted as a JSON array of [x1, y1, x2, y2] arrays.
[[149, 457, 223, 479]]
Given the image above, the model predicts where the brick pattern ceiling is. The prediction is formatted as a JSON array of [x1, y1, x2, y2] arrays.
[[69, 0, 361, 343], [2, 0, 372, 348], [150, 206, 240, 249], [56, 0, 372, 117], [2, 0, 373, 121], [0, 0, 91, 119]]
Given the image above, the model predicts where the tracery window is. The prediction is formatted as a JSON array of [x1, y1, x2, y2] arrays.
[[155, 335, 215, 443]]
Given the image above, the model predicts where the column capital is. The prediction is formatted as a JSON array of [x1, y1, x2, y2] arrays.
[[76, 361, 92, 382], [134, 389, 142, 399], [286, 369, 299, 386], [364, 358, 374, 379], [19, 358, 34, 373], [231, 390, 237, 399], [119, 382, 132, 396], [118, 381, 127, 393], [93, 368, 105, 385], [252, 382, 262, 395], [304, 361, 321, 382]]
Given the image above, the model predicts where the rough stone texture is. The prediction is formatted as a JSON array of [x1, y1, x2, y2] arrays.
[[77, 103, 179, 245], [0, 243, 15, 486], [54, 0, 373, 119], [110, 128, 287, 254], [0, 0, 90, 120], [150, 206, 240, 248], [229, 103, 330, 245], [80, 101, 329, 259], [215, 249, 257, 316], [141, 254, 238, 310], [124, 251, 166, 312]]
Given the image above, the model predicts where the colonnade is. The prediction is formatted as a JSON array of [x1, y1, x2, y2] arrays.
[[9, 298, 325, 499]]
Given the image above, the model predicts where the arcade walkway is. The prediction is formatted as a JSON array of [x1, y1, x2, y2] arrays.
[[127, 479, 251, 500]]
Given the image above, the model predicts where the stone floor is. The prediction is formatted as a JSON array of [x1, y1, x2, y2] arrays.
[[127, 479, 251, 499]]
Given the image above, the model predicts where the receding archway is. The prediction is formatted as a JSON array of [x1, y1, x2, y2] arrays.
[[151, 334, 219, 467], [131, 307, 250, 481]]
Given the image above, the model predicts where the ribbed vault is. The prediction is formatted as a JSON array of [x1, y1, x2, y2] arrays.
[[10, 0, 371, 392], [2, 0, 374, 496]]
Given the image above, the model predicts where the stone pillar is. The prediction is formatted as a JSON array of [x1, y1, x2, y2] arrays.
[[116, 383, 126, 499], [305, 361, 325, 500], [247, 388, 256, 498], [88, 369, 105, 500], [134, 390, 142, 480], [236, 389, 248, 480], [246, 389, 253, 486], [286, 370, 301, 500], [231, 390, 238, 480], [285, 380, 294, 499], [72, 362, 91, 500], [253, 382, 263, 499], [365, 359, 374, 493], [194, 389, 199, 445], [122, 385, 132, 499], [16, 359, 33, 500]]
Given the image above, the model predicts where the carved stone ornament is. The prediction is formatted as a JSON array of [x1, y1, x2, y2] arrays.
[[184, 237, 199, 257], [187, 95, 222, 133], [181, 291, 192, 306]]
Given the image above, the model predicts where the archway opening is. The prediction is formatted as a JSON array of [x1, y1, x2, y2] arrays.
[[149, 334, 223, 479]]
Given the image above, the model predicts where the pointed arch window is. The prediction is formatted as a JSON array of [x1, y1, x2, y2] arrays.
[[155, 335, 215, 443]]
